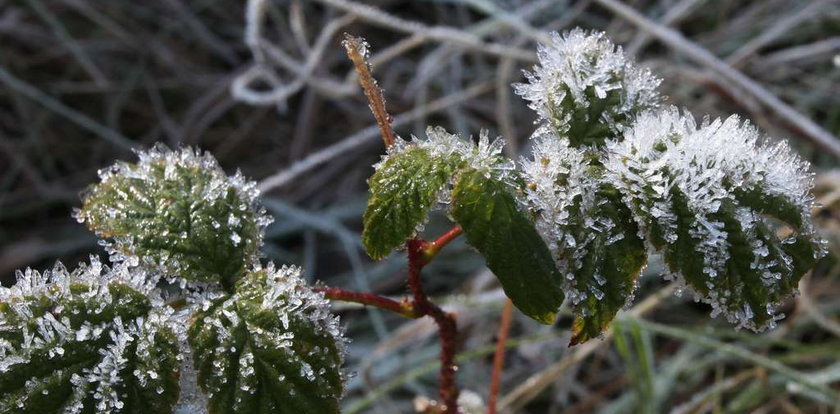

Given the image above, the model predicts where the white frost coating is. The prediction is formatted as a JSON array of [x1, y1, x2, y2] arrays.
[[378, 126, 515, 232], [520, 132, 591, 260], [0, 258, 176, 412], [74, 143, 274, 283], [603, 107, 824, 331], [0, 256, 159, 306], [255, 263, 346, 358], [514, 29, 661, 136], [387, 126, 513, 174], [519, 131, 638, 307], [188, 263, 346, 404]]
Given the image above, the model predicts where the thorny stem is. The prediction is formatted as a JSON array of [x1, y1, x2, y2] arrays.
[[408, 238, 460, 414], [341, 33, 461, 413], [486, 299, 513, 414], [342, 33, 397, 148], [314, 287, 420, 319]]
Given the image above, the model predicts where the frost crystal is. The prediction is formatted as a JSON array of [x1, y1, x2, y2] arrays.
[[514, 29, 661, 146], [0, 258, 180, 413], [76, 144, 273, 289], [521, 132, 592, 266], [387, 126, 515, 206], [520, 130, 647, 343], [602, 107, 825, 331], [187, 263, 346, 412]]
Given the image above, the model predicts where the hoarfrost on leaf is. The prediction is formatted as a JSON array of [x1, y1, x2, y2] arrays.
[[520, 131, 647, 343], [603, 107, 826, 331], [514, 29, 661, 147], [0, 259, 180, 413], [76, 144, 273, 290], [362, 126, 514, 260], [187, 263, 346, 413]]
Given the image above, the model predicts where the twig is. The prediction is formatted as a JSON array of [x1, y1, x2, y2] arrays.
[[487, 298, 513, 414], [233, 13, 355, 105], [625, 0, 705, 56], [497, 283, 678, 413], [0, 64, 135, 151], [24, 0, 109, 86], [315, 0, 534, 61], [257, 80, 494, 192], [342, 34, 397, 148], [316, 286, 419, 319], [762, 37, 840, 66], [594, 0, 840, 158], [725, 0, 828, 67], [408, 238, 460, 414], [422, 226, 464, 262]]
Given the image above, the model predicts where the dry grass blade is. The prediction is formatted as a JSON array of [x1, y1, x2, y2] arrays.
[[594, 0, 840, 159], [497, 284, 678, 413]]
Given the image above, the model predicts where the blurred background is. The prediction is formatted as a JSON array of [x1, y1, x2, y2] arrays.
[[1, 0, 839, 412]]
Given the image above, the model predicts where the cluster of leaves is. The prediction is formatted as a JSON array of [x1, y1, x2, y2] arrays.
[[362, 28, 824, 344], [1, 146, 346, 413], [0, 27, 826, 413]]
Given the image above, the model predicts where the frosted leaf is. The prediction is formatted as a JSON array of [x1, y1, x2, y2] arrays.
[[603, 107, 826, 331], [0, 259, 179, 413], [363, 126, 516, 259], [187, 263, 346, 412], [514, 29, 661, 146], [519, 130, 647, 343], [76, 144, 273, 290]]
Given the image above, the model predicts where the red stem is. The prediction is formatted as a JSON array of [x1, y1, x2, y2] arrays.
[[315, 287, 419, 319], [422, 226, 463, 262], [486, 299, 513, 414], [320, 228, 463, 413], [408, 238, 460, 414]]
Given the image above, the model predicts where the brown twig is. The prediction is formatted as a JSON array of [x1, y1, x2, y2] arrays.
[[342, 33, 397, 148], [408, 238, 460, 414], [487, 298, 513, 414], [314, 286, 420, 319]]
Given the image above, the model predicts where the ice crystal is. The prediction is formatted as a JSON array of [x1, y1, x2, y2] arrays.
[[362, 125, 517, 259], [519, 98, 823, 334], [0, 258, 180, 413], [388, 126, 514, 206], [514, 29, 661, 146], [76, 144, 273, 289], [602, 107, 825, 330], [521, 132, 592, 259], [187, 263, 346, 412]]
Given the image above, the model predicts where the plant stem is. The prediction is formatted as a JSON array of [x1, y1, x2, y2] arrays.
[[315, 287, 420, 319], [422, 225, 463, 262], [342, 33, 397, 148], [408, 238, 460, 414], [487, 299, 513, 414]]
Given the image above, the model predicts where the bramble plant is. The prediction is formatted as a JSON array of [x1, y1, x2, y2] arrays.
[[0, 29, 825, 414]]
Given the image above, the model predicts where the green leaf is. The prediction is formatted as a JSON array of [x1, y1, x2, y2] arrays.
[[363, 145, 462, 259], [0, 261, 180, 413], [659, 186, 821, 330], [188, 265, 345, 413], [77, 145, 271, 289], [451, 168, 564, 324], [604, 109, 825, 331], [548, 85, 626, 147], [568, 185, 647, 345], [513, 29, 661, 148]]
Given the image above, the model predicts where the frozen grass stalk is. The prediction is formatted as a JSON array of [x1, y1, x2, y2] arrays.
[[0, 28, 824, 413]]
